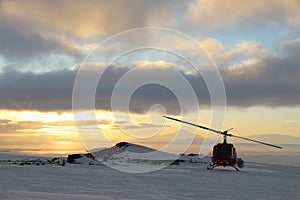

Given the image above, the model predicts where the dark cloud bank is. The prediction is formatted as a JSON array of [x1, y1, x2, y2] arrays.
[[0, 51, 299, 114]]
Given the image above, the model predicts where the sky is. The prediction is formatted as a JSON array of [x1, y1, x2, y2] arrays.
[[0, 0, 299, 156]]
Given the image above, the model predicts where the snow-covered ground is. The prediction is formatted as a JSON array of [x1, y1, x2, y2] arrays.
[[0, 143, 299, 199]]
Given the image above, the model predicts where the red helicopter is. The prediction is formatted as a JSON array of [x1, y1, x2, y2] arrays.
[[163, 116, 282, 171]]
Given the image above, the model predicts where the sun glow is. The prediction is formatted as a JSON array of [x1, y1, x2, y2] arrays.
[[0, 110, 73, 122], [1, 106, 299, 156]]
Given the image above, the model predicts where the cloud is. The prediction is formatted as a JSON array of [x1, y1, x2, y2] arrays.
[[184, 0, 300, 31], [1, 0, 299, 75], [224, 56, 300, 107], [0, 22, 83, 62], [0, 13, 88, 70], [0, 38, 299, 114], [282, 38, 300, 56], [0, 119, 112, 134], [199, 38, 274, 71], [285, 120, 296, 123], [0, 68, 75, 110], [0, 120, 44, 133], [1, 0, 188, 38], [0, 0, 190, 72]]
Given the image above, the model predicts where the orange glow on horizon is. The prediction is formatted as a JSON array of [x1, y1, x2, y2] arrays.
[[0, 107, 299, 156]]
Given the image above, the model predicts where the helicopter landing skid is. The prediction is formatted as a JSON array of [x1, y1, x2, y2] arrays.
[[206, 164, 217, 170], [207, 164, 240, 171]]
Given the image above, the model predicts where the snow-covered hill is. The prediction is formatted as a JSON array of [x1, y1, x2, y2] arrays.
[[0, 142, 210, 168], [92, 142, 177, 165], [65, 142, 210, 172]]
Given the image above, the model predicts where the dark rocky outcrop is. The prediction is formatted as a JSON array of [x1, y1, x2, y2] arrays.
[[67, 154, 82, 163], [67, 153, 96, 164], [115, 142, 130, 149]]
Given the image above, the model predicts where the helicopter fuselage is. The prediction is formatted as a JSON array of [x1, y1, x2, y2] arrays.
[[212, 143, 237, 167]]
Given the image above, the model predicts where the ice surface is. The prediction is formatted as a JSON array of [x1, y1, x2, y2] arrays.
[[1, 161, 299, 199], [0, 143, 299, 199]]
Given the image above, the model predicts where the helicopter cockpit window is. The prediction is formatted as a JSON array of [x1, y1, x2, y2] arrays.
[[214, 145, 232, 155]]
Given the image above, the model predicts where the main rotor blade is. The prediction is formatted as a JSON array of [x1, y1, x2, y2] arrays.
[[163, 116, 222, 135], [163, 116, 282, 149], [229, 134, 282, 149]]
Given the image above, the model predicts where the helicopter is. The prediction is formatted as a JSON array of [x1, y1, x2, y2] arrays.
[[163, 116, 282, 171]]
